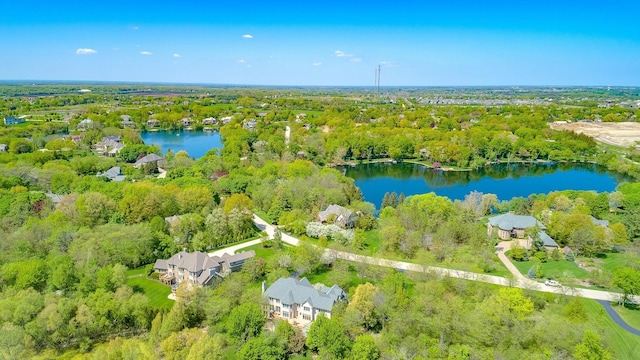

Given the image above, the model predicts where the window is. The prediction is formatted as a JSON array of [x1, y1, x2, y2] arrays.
[[283, 311, 289, 318], [269, 305, 274, 310], [275, 306, 281, 312], [283, 304, 290, 309], [303, 306, 310, 312], [302, 314, 311, 321]]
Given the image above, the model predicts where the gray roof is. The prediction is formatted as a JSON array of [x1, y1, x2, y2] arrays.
[[318, 204, 354, 223], [45, 192, 64, 204], [134, 153, 163, 166], [154, 259, 168, 271], [590, 216, 609, 227], [538, 231, 559, 248], [488, 213, 546, 231], [159, 250, 255, 285], [264, 277, 346, 312], [167, 251, 220, 274], [98, 166, 126, 182]]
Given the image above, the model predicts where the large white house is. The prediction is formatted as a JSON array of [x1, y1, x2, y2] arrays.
[[263, 277, 347, 326]]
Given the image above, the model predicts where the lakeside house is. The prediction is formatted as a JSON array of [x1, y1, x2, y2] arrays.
[[202, 117, 217, 126], [318, 204, 359, 229], [134, 153, 164, 168], [487, 213, 559, 249], [154, 250, 255, 287], [263, 277, 347, 327], [93, 137, 125, 156], [146, 119, 160, 128]]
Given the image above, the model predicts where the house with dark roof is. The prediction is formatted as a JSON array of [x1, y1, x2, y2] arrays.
[[97, 166, 126, 182], [318, 204, 359, 228], [155, 250, 255, 287], [0, 144, 7, 152], [263, 277, 347, 326]]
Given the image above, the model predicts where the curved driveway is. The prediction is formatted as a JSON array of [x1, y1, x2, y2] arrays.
[[596, 300, 640, 336]]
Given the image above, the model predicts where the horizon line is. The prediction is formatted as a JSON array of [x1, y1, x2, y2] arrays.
[[0, 79, 638, 89]]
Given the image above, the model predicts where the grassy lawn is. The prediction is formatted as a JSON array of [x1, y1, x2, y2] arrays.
[[612, 303, 640, 330], [584, 300, 640, 359], [361, 230, 382, 253], [236, 242, 282, 262], [596, 253, 629, 273], [508, 253, 589, 280], [304, 261, 375, 290], [254, 209, 272, 224], [126, 269, 174, 309]]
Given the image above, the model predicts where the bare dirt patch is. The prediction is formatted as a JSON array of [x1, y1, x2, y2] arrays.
[[550, 122, 640, 147]]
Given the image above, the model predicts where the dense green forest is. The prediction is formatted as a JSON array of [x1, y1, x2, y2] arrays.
[[1, 85, 640, 359]]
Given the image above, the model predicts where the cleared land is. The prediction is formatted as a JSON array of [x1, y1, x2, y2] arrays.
[[551, 121, 640, 147]]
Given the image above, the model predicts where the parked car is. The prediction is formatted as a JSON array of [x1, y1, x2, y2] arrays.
[[544, 280, 561, 287]]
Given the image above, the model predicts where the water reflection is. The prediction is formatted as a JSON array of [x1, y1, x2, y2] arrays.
[[344, 162, 626, 207]]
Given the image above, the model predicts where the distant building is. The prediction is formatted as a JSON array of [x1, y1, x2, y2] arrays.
[[93, 139, 124, 157], [134, 153, 164, 168], [77, 119, 96, 130], [243, 119, 258, 131], [181, 118, 192, 127], [146, 119, 160, 128], [0, 144, 7, 152], [97, 166, 126, 182], [4, 116, 25, 125], [202, 117, 217, 126]]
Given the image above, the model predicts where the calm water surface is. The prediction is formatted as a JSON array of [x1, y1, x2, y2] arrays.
[[140, 130, 222, 159], [345, 162, 626, 208]]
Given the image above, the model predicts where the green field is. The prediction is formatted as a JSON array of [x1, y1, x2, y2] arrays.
[[510, 257, 589, 280], [584, 300, 640, 359], [126, 269, 174, 309], [612, 303, 640, 330]]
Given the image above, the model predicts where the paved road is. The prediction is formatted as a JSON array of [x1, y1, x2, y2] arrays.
[[596, 300, 640, 336], [251, 214, 630, 302]]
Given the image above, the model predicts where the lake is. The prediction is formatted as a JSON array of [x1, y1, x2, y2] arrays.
[[344, 162, 627, 208], [140, 130, 222, 159]]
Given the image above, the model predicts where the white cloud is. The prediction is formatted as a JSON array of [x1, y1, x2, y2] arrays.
[[334, 50, 352, 57], [76, 48, 97, 55], [242, 34, 253, 39], [313, 62, 322, 66], [380, 61, 399, 67], [140, 51, 153, 56], [237, 59, 247, 64], [173, 53, 181, 58], [350, 57, 362, 63], [132, 26, 139, 31]]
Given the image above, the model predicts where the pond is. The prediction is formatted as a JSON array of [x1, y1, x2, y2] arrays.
[[140, 130, 222, 159], [344, 162, 627, 208]]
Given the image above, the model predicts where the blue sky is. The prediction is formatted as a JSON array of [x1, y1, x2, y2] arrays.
[[2, 1, 639, 86]]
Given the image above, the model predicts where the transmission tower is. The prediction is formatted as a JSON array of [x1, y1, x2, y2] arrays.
[[375, 65, 381, 94]]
